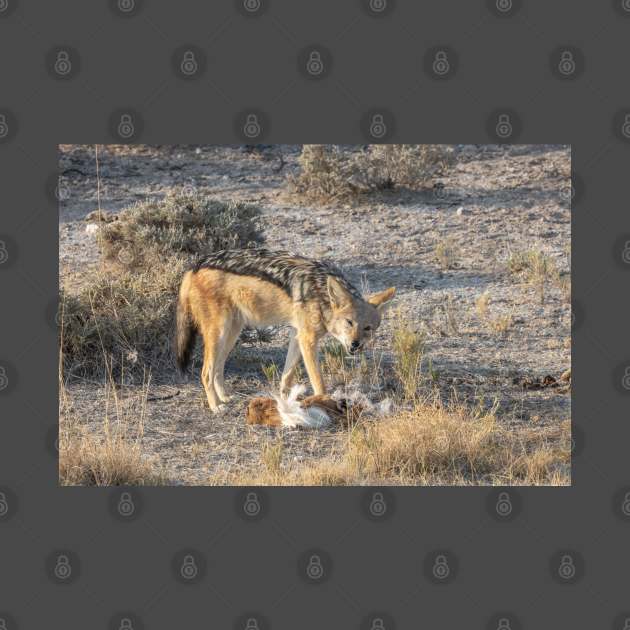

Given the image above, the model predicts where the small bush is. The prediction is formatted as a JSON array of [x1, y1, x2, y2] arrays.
[[100, 191, 263, 269], [61, 192, 265, 378], [60, 261, 184, 378], [288, 144, 455, 203]]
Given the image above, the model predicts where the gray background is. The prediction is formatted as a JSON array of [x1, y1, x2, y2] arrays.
[[0, 0, 629, 628]]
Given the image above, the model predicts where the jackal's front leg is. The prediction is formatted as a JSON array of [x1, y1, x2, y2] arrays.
[[280, 332, 301, 394], [297, 332, 325, 395]]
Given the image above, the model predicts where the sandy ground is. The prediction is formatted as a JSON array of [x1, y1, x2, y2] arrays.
[[59, 144, 571, 485]]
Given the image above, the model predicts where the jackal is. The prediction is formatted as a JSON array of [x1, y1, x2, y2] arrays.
[[175, 248, 395, 412]]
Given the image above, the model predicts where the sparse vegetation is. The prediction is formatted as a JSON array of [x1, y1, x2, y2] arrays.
[[475, 292, 513, 336], [508, 248, 559, 304], [287, 144, 455, 204], [392, 322, 425, 399], [261, 362, 279, 385], [59, 380, 167, 486], [475, 291, 490, 320], [434, 237, 460, 270]]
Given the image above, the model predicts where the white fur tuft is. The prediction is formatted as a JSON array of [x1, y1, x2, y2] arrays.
[[271, 384, 332, 429]]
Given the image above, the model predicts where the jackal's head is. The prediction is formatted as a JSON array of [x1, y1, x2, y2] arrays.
[[325, 276, 396, 354]]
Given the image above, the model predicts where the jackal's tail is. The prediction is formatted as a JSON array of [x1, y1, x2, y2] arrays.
[[174, 270, 197, 373]]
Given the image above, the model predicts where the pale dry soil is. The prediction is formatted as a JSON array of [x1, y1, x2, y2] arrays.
[[59, 144, 571, 485]]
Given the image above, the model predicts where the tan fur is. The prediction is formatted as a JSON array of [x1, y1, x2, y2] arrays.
[[176, 266, 395, 412]]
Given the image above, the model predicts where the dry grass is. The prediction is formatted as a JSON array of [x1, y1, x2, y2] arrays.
[[392, 322, 425, 399], [475, 292, 513, 336], [61, 192, 264, 379], [59, 380, 168, 486], [60, 261, 184, 379], [475, 291, 490, 319], [287, 144, 455, 204], [508, 249, 559, 304], [205, 402, 570, 486]]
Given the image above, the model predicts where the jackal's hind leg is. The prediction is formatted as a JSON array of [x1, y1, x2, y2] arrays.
[[213, 320, 242, 403], [200, 325, 224, 413]]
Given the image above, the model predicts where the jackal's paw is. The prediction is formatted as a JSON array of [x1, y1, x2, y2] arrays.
[[210, 404, 226, 414], [218, 394, 232, 404]]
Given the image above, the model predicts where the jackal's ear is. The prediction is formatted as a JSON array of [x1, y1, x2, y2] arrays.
[[366, 287, 396, 311], [327, 276, 351, 309]]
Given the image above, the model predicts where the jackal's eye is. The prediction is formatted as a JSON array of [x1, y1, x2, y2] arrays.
[[346, 319, 353, 326], [364, 326, 372, 332]]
